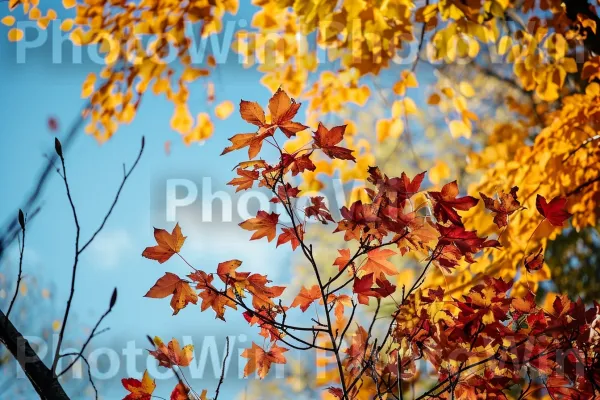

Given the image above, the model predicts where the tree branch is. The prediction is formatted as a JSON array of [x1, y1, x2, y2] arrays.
[[0, 310, 70, 399]]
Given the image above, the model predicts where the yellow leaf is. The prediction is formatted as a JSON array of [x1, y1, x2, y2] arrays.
[[215, 100, 234, 120], [60, 19, 74, 31], [449, 120, 471, 139], [7, 28, 23, 42], [181, 67, 209, 82], [403, 97, 418, 114], [52, 320, 61, 331], [62, 0, 76, 8], [429, 161, 450, 185], [171, 105, 194, 135], [81, 73, 96, 98], [29, 7, 41, 20], [1, 15, 15, 27], [459, 82, 475, 97], [402, 70, 418, 88], [183, 112, 214, 145], [497, 36, 512, 55]]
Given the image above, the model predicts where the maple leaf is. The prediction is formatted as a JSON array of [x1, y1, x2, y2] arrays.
[[353, 273, 397, 304], [276, 226, 303, 250], [428, 181, 478, 226], [282, 152, 316, 176], [479, 186, 522, 228], [327, 387, 344, 399], [149, 337, 194, 368], [345, 326, 369, 370], [437, 224, 500, 261], [312, 122, 355, 161], [188, 270, 214, 291], [535, 194, 572, 226], [122, 370, 155, 400], [271, 183, 300, 204], [351, 273, 379, 304], [362, 248, 398, 276], [144, 273, 198, 315], [246, 273, 286, 309], [243, 310, 282, 341], [221, 131, 272, 159], [216, 259, 245, 284], [290, 285, 321, 311], [239, 100, 266, 126], [199, 288, 237, 320], [170, 383, 192, 400], [268, 87, 308, 137], [305, 196, 334, 223], [333, 248, 353, 271], [241, 342, 288, 379], [525, 247, 544, 272], [388, 171, 427, 204], [142, 224, 186, 263], [329, 294, 352, 321], [228, 168, 259, 192], [239, 211, 279, 242], [372, 275, 396, 298]]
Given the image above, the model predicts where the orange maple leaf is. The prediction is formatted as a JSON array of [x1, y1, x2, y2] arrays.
[[246, 273, 285, 309], [238, 88, 307, 138], [276, 226, 303, 250], [480, 187, 522, 228], [333, 249, 353, 271], [268, 88, 308, 137], [239, 100, 266, 126], [216, 259, 250, 292], [241, 342, 288, 379], [149, 337, 194, 368], [290, 285, 321, 311], [122, 370, 155, 400], [221, 131, 271, 159], [228, 168, 259, 192], [199, 288, 237, 320], [239, 211, 279, 242], [145, 272, 198, 315], [142, 224, 186, 263], [362, 248, 398, 277]]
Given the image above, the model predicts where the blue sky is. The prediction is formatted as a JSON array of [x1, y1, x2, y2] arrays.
[[0, 2, 316, 398]]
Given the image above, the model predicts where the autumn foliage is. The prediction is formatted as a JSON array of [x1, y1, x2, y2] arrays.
[[130, 89, 599, 400]]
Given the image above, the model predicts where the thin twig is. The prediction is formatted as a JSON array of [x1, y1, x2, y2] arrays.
[[6, 211, 26, 318], [57, 289, 117, 377], [51, 137, 145, 375], [214, 336, 230, 400]]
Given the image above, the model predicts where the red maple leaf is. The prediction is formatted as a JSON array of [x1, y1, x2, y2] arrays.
[[428, 181, 478, 225], [312, 123, 355, 161], [535, 195, 572, 227], [524, 247, 544, 272], [305, 196, 334, 223]]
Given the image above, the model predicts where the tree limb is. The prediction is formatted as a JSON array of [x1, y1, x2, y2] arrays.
[[0, 310, 70, 400]]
